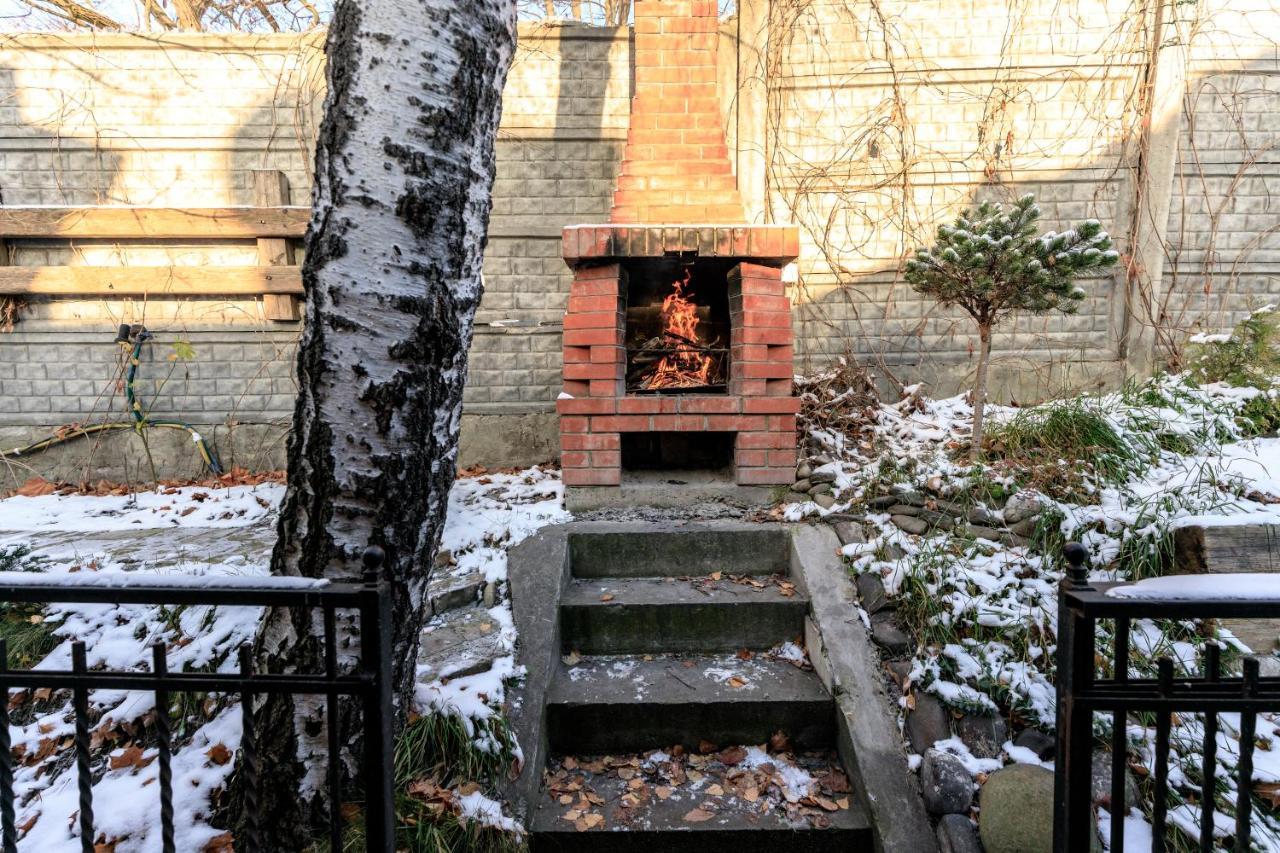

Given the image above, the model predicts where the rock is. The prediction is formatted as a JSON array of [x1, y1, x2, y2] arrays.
[[897, 492, 929, 508], [937, 814, 983, 853], [792, 478, 812, 493], [796, 462, 812, 480], [811, 453, 834, 466], [882, 542, 907, 560], [893, 515, 930, 536], [433, 548, 454, 568], [1091, 752, 1139, 811], [887, 504, 921, 516], [813, 493, 836, 509], [917, 508, 955, 530], [1008, 516, 1041, 539], [1001, 533, 1034, 549], [967, 506, 1000, 526], [1002, 492, 1043, 525], [1013, 727, 1056, 761], [870, 612, 912, 656], [856, 572, 890, 613], [965, 524, 1007, 544], [920, 749, 974, 815], [979, 764, 1055, 853], [810, 482, 834, 496], [482, 581, 497, 608], [833, 520, 866, 546], [905, 692, 951, 753], [809, 468, 838, 485], [956, 713, 1008, 760], [933, 498, 967, 516], [867, 495, 899, 510], [885, 660, 912, 689], [784, 491, 809, 504]]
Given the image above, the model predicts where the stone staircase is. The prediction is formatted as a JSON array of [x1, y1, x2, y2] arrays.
[[516, 523, 876, 852]]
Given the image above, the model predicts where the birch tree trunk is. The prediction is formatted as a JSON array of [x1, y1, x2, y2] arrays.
[[239, 0, 516, 845]]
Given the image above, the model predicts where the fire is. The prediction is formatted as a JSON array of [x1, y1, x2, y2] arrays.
[[640, 268, 715, 391]]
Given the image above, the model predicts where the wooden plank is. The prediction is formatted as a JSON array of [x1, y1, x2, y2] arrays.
[[0, 206, 310, 239], [1173, 524, 1280, 573], [0, 266, 303, 296], [254, 171, 301, 322]]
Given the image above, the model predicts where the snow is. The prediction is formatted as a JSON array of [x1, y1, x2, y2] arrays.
[[1109, 573, 1280, 601], [0, 464, 568, 849], [0, 484, 284, 532]]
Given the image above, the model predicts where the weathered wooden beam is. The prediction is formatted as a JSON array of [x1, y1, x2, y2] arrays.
[[1173, 524, 1280, 574], [254, 171, 301, 321], [0, 206, 310, 239], [0, 266, 304, 295]]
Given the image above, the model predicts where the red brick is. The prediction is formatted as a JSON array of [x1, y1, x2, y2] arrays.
[[589, 380, 619, 397], [619, 397, 673, 414], [591, 346, 623, 364], [568, 294, 620, 314], [744, 397, 801, 414], [766, 379, 793, 396], [731, 378, 768, 396], [591, 450, 622, 467], [561, 433, 621, 451], [706, 414, 768, 432], [736, 431, 793, 449], [732, 294, 789, 313], [561, 450, 590, 468], [738, 327, 793, 346], [565, 362, 619, 381], [564, 312, 619, 331], [575, 263, 623, 281], [563, 380, 590, 397], [736, 467, 794, 485], [560, 416, 589, 433], [767, 449, 797, 468], [570, 278, 620, 298], [676, 397, 739, 414], [557, 398, 617, 416], [735, 448, 768, 467], [738, 362, 793, 380], [739, 311, 793, 329], [563, 468, 621, 487], [593, 415, 651, 432], [564, 346, 590, 364], [564, 328, 620, 347], [769, 415, 798, 432]]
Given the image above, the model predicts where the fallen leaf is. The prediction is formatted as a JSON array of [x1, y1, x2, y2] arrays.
[[769, 731, 792, 753], [684, 808, 715, 823], [109, 745, 154, 771], [697, 740, 718, 755], [655, 786, 672, 800], [15, 478, 56, 497], [726, 676, 748, 689], [600, 594, 615, 603], [719, 746, 748, 766], [562, 651, 582, 666], [709, 572, 722, 581], [735, 649, 753, 661], [206, 743, 232, 766], [201, 833, 234, 853], [706, 784, 725, 796]]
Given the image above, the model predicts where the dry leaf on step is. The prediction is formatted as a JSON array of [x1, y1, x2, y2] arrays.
[[684, 808, 715, 823]]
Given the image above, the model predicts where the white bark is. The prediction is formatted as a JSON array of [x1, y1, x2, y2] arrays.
[[242, 0, 516, 842]]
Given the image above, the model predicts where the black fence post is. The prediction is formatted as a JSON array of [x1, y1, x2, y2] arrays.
[[1054, 543, 1096, 853], [360, 545, 396, 852]]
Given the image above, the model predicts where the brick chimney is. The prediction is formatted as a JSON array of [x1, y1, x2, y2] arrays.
[[610, 0, 747, 224]]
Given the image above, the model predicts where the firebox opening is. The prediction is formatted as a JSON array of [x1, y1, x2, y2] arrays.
[[623, 257, 733, 395], [621, 431, 735, 473]]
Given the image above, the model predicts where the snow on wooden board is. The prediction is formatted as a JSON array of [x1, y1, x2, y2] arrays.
[[1107, 573, 1280, 600], [0, 484, 284, 532]]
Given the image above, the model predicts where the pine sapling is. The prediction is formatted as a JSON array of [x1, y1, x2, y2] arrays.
[[904, 194, 1119, 461]]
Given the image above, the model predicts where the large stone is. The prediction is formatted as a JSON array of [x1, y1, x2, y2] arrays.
[[920, 749, 974, 815], [867, 495, 899, 509], [833, 520, 866, 546], [856, 572, 890, 614], [795, 462, 812, 480], [1002, 492, 1044, 525], [956, 713, 1008, 760], [814, 492, 836, 509], [1013, 727, 1056, 761], [937, 814, 983, 853], [979, 764, 1055, 853], [966, 506, 1001, 527], [905, 692, 951, 753], [792, 478, 812, 493], [870, 612, 912, 656], [1091, 751, 1140, 811], [887, 504, 921, 516], [809, 466, 838, 485], [1008, 516, 1041, 539], [893, 514, 930, 535]]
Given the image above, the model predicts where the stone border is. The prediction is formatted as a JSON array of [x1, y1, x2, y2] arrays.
[[791, 523, 938, 853]]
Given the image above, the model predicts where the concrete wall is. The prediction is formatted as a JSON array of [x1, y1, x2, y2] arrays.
[[0, 4, 1276, 477]]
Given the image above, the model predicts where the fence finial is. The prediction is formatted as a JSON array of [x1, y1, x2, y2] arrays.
[[1063, 541, 1089, 588], [362, 545, 385, 584]]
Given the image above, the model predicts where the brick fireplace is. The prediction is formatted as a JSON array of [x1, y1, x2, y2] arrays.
[[558, 0, 800, 508]]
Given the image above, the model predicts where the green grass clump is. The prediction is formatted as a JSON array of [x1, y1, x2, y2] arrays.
[[1188, 308, 1280, 388], [983, 396, 1156, 491], [0, 546, 57, 669]]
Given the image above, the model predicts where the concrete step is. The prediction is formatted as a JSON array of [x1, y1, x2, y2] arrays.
[[530, 749, 872, 853], [561, 576, 808, 655], [567, 523, 791, 579], [546, 653, 834, 754]]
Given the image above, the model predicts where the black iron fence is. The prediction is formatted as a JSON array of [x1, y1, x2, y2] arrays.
[[1055, 542, 1280, 852], [0, 547, 395, 853]]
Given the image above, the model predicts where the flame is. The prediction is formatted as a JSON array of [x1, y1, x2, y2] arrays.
[[640, 268, 716, 390]]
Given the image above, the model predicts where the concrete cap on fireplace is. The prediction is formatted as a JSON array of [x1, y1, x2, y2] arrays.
[[562, 223, 800, 268]]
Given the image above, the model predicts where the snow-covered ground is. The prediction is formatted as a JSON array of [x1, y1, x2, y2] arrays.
[[0, 466, 566, 851], [788, 374, 1280, 849]]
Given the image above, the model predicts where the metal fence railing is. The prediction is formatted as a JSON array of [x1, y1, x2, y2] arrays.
[[0, 547, 394, 853], [1054, 542, 1280, 853]]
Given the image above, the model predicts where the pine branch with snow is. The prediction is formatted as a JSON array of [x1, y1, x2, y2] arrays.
[[904, 194, 1119, 461]]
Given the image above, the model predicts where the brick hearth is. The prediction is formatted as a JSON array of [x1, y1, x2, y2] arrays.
[[558, 0, 799, 501]]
